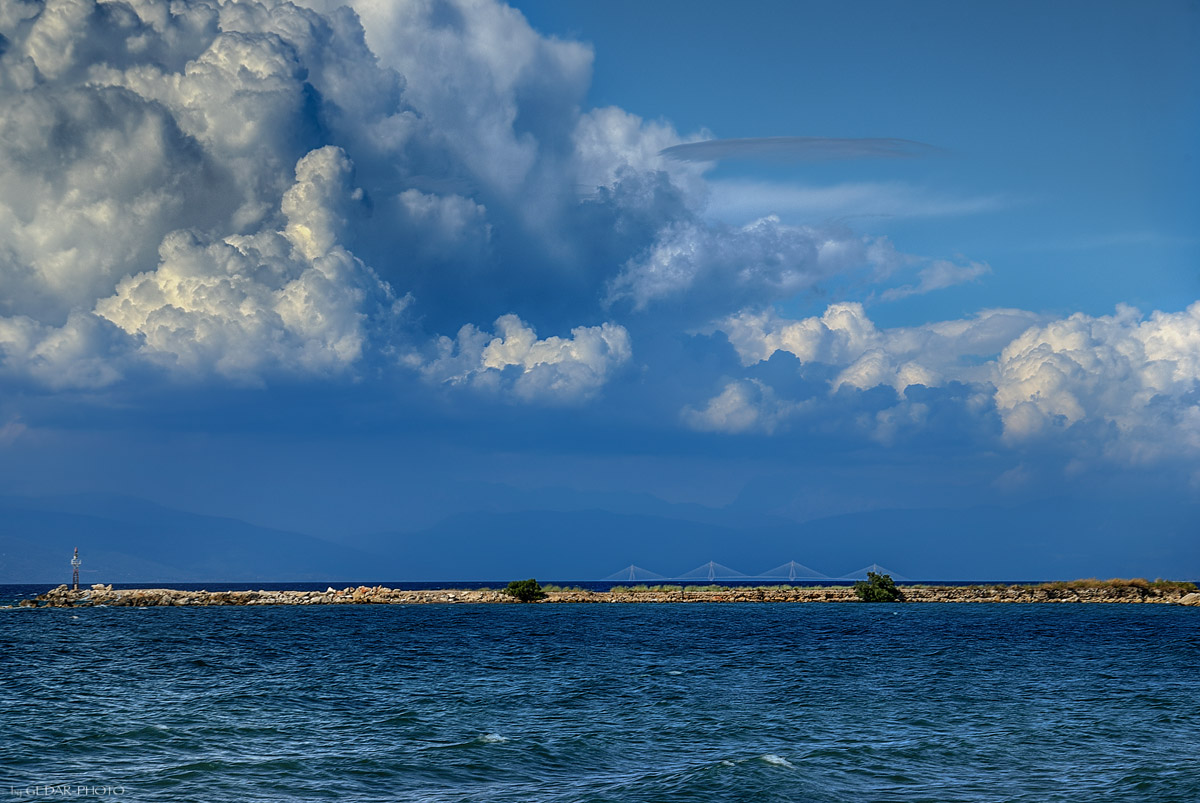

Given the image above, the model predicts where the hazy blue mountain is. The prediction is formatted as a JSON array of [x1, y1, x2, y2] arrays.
[[2, 492, 1195, 583], [0, 495, 380, 583], [365, 481, 794, 534], [352, 496, 1200, 582]]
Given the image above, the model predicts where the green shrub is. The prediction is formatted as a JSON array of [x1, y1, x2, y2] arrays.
[[503, 579, 547, 602], [854, 572, 904, 603]]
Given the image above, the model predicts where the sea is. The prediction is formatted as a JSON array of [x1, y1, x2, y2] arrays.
[[2, 583, 1198, 802]]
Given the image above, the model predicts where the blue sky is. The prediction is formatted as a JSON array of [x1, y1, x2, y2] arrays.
[[516, 0, 1199, 321], [0, 0, 1196, 579]]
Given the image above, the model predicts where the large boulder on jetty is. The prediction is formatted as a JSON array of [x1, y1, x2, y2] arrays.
[[38, 584, 78, 606], [1179, 592, 1200, 606]]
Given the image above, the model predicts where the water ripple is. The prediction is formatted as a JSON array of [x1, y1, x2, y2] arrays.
[[1, 604, 1198, 802]]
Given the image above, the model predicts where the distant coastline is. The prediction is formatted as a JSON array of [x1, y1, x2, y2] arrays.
[[15, 579, 1200, 607]]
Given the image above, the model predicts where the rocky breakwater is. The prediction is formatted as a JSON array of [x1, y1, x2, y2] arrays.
[[24, 584, 856, 606], [23, 584, 517, 607], [574, 583, 1199, 604], [901, 583, 1198, 604], [17, 581, 1200, 607], [587, 587, 860, 603]]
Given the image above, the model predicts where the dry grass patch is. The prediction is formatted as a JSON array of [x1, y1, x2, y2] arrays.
[[1038, 578, 1196, 593]]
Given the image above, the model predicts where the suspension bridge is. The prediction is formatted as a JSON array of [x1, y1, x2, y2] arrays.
[[602, 561, 908, 582]]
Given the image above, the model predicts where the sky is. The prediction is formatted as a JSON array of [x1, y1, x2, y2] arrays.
[[0, 0, 1197, 579]]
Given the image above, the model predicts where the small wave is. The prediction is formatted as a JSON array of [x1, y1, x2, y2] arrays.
[[667, 670, 683, 675], [759, 754, 796, 769], [478, 733, 509, 743]]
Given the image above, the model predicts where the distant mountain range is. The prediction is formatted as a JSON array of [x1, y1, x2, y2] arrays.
[[1, 492, 1196, 583], [0, 495, 377, 584]]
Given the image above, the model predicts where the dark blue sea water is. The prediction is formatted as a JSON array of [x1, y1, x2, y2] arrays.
[[2, 599, 1198, 802]]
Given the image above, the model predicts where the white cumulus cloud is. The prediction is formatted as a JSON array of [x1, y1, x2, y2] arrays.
[[608, 217, 901, 313], [719, 302, 1039, 393], [994, 303, 1200, 460], [421, 314, 632, 403], [94, 146, 403, 380], [681, 379, 802, 435], [706, 301, 1200, 460], [0, 0, 684, 400], [0, 311, 124, 389]]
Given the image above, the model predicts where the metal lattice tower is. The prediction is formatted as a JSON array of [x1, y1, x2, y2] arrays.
[[71, 547, 81, 591]]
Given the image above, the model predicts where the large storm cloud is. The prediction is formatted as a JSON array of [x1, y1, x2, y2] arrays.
[[0, 0, 665, 398], [0, 0, 1195, 457]]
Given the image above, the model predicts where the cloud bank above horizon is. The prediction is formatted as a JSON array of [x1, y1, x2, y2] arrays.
[[0, 0, 1196, 473]]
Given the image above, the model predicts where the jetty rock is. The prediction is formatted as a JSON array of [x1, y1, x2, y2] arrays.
[[22, 581, 1198, 608]]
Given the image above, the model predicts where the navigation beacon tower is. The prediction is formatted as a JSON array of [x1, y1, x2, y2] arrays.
[[71, 547, 81, 591]]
